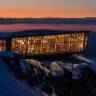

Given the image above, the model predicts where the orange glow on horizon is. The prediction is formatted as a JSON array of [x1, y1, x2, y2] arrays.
[[0, 0, 95, 18], [0, 10, 96, 18]]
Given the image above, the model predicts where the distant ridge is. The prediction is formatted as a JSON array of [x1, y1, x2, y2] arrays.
[[0, 17, 96, 25]]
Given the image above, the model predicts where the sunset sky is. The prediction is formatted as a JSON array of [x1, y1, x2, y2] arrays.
[[0, 0, 96, 18]]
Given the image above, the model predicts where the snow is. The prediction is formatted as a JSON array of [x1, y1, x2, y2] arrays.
[[1, 51, 96, 95], [0, 57, 40, 96], [76, 55, 96, 72], [27, 55, 96, 78], [20, 59, 30, 73], [0, 51, 15, 58], [20, 55, 96, 78], [72, 55, 96, 79], [56, 61, 66, 69], [19, 55, 96, 95], [50, 62, 64, 76], [21, 59, 65, 77], [20, 59, 50, 76]]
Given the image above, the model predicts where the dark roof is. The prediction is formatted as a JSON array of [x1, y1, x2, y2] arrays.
[[0, 32, 13, 39], [0, 29, 90, 39]]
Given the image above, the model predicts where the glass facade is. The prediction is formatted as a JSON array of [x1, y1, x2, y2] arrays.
[[11, 32, 87, 55], [0, 39, 6, 51]]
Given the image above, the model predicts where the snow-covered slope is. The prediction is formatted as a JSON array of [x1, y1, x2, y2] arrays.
[[72, 55, 96, 79], [0, 58, 40, 96]]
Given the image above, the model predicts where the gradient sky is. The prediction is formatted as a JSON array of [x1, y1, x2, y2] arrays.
[[0, 0, 96, 18]]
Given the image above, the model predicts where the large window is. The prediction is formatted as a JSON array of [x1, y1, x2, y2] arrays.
[[0, 39, 6, 51], [11, 32, 87, 55]]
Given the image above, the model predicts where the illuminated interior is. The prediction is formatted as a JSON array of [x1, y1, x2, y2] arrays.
[[11, 32, 88, 55], [0, 39, 6, 51]]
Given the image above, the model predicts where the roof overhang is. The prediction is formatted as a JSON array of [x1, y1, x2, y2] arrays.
[[0, 29, 91, 39]]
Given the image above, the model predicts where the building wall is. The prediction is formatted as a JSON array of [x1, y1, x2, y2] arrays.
[[84, 32, 96, 57], [6, 39, 12, 51]]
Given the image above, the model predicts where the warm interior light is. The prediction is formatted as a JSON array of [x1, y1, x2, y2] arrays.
[[79, 44, 83, 48], [11, 33, 86, 55], [20, 40, 22, 43], [28, 47, 34, 50], [28, 41, 30, 44], [0, 48, 2, 51], [43, 40, 48, 43], [34, 40, 35, 43], [31, 48, 34, 50], [21, 41, 24, 45]]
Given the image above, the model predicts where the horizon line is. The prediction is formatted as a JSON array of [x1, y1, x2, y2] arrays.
[[0, 16, 96, 19]]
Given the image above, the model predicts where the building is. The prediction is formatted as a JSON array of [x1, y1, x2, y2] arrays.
[[0, 29, 90, 60]]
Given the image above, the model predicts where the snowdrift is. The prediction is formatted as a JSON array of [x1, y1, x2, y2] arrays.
[[0, 57, 40, 96]]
